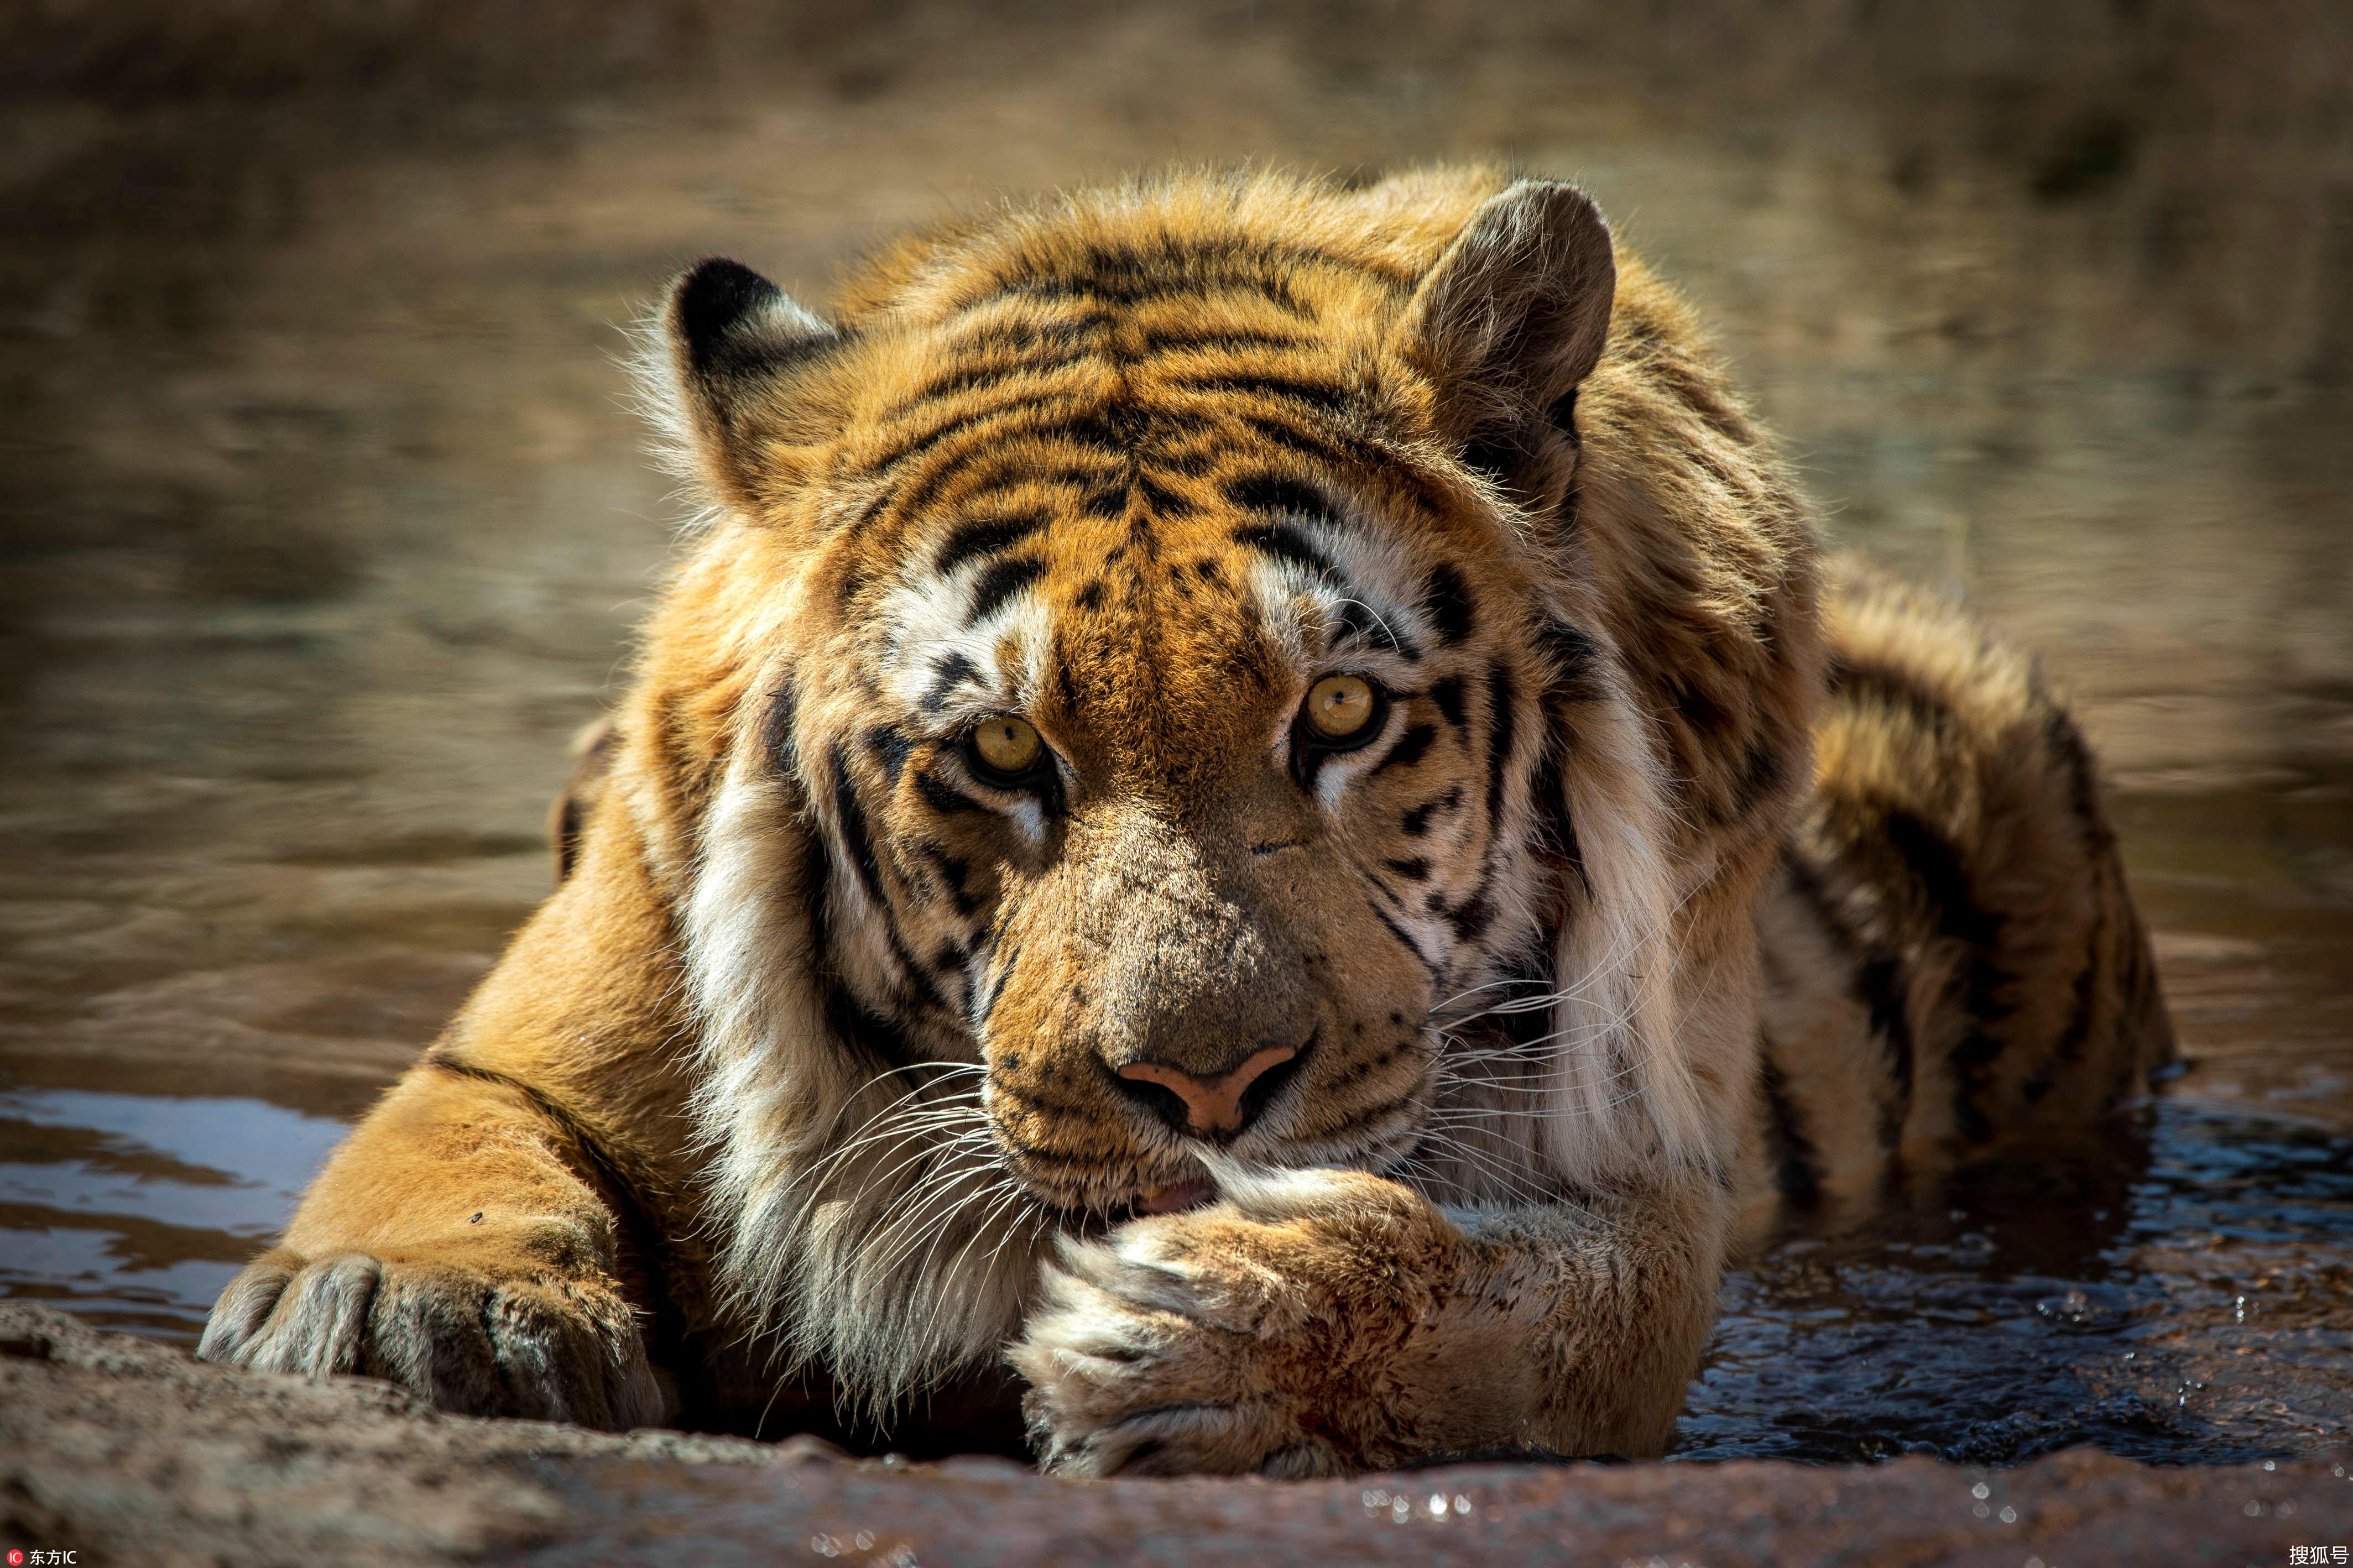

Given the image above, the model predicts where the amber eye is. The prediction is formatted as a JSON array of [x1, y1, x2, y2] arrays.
[[967, 715, 1046, 783], [1303, 674, 1380, 743]]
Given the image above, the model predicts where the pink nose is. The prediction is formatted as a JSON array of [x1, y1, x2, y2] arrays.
[[1116, 1044, 1300, 1136]]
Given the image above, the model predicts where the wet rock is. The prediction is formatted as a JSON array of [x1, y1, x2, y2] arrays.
[[4, 1303, 2350, 1567]]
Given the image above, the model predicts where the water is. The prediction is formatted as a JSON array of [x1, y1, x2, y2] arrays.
[[2, 0, 2347, 1466], [1677, 1101, 2353, 1464], [0, 1089, 346, 1339]]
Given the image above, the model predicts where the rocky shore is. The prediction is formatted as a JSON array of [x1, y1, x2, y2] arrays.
[[3, 1302, 2344, 1567]]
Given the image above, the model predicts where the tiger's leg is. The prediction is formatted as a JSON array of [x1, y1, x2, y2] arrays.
[[197, 1057, 668, 1429], [200, 767, 685, 1431], [1011, 1167, 1726, 1476]]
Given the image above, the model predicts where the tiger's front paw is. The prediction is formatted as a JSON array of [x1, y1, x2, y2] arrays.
[[199, 1246, 664, 1431], [1010, 1168, 1533, 1477]]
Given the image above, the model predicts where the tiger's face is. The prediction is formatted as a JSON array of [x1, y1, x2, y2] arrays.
[[653, 175, 1646, 1229], [804, 427, 1569, 1217]]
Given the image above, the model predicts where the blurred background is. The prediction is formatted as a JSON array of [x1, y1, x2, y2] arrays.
[[2, 0, 2349, 1464]]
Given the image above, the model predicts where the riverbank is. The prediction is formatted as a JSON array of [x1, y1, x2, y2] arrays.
[[4, 1303, 2347, 1566]]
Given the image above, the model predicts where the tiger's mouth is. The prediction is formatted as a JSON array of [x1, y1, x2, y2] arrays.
[[1131, 1177, 1218, 1215]]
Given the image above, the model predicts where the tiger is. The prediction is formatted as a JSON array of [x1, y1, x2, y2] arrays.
[[197, 166, 2173, 1475]]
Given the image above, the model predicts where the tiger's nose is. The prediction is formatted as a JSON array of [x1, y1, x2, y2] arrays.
[[1113, 1042, 1304, 1139]]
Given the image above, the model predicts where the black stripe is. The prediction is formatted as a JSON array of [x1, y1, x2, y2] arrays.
[[830, 743, 887, 910], [901, 457, 1113, 532], [914, 769, 985, 817], [979, 943, 1020, 1028], [901, 349, 1094, 406], [1223, 472, 1335, 522], [1400, 787, 1462, 838], [1232, 521, 1333, 577], [1667, 668, 1733, 754], [1427, 676, 1466, 729], [1884, 811, 2011, 1142], [1484, 663, 1519, 822], [1828, 653, 1958, 733], [2022, 951, 2102, 1107], [924, 653, 980, 713], [865, 396, 1039, 477], [1858, 952, 1916, 1147], [821, 971, 915, 1072], [936, 511, 1052, 576], [1538, 619, 1602, 698], [868, 398, 1129, 494], [1233, 410, 1385, 475], [1524, 708, 1584, 881], [1783, 845, 1914, 1148], [1444, 886, 1497, 944], [995, 253, 1321, 316], [918, 841, 979, 917], [969, 556, 1048, 622], [761, 682, 800, 780], [869, 724, 915, 785], [1759, 1048, 1822, 1205], [1721, 734, 1789, 825], [1135, 473, 1196, 517], [1373, 723, 1437, 775], [1149, 445, 1219, 478], [946, 314, 1108, 357], [1171, 373, 1351, 416], [1143, 326, 1309, 353], [1421, 565, 1476, 646], [1369, 902, 1446, 986], [1781, 846, 1859, 957], [1385, 857, 1431, 881], [2042, 699, 2119, 853]]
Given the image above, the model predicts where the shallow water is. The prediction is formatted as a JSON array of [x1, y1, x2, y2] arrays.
[[3, 0, 2347, 1467]]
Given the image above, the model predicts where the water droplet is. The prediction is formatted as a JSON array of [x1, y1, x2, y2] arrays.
[[1428, 1492, 1448, 1518], [854, 1532, 874, 1551], [1999, 1506, 2017, 1524], [1453, 1493, 1474, 1515], [1972, 1482, 1991, 1499], [1973, 1502, 1990, 1519]]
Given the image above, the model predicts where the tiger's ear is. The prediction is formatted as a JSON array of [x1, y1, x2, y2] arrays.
[[648, 258, 843, 509], [1396, 180, 1616, 511]]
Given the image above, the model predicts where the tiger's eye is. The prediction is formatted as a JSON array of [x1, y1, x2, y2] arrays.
[[971, 715, 1044, 777], [1305, 674, 1377, 739]]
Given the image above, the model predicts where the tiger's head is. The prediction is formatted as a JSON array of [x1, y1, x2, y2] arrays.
[[615, 169, 1816, 1398]]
